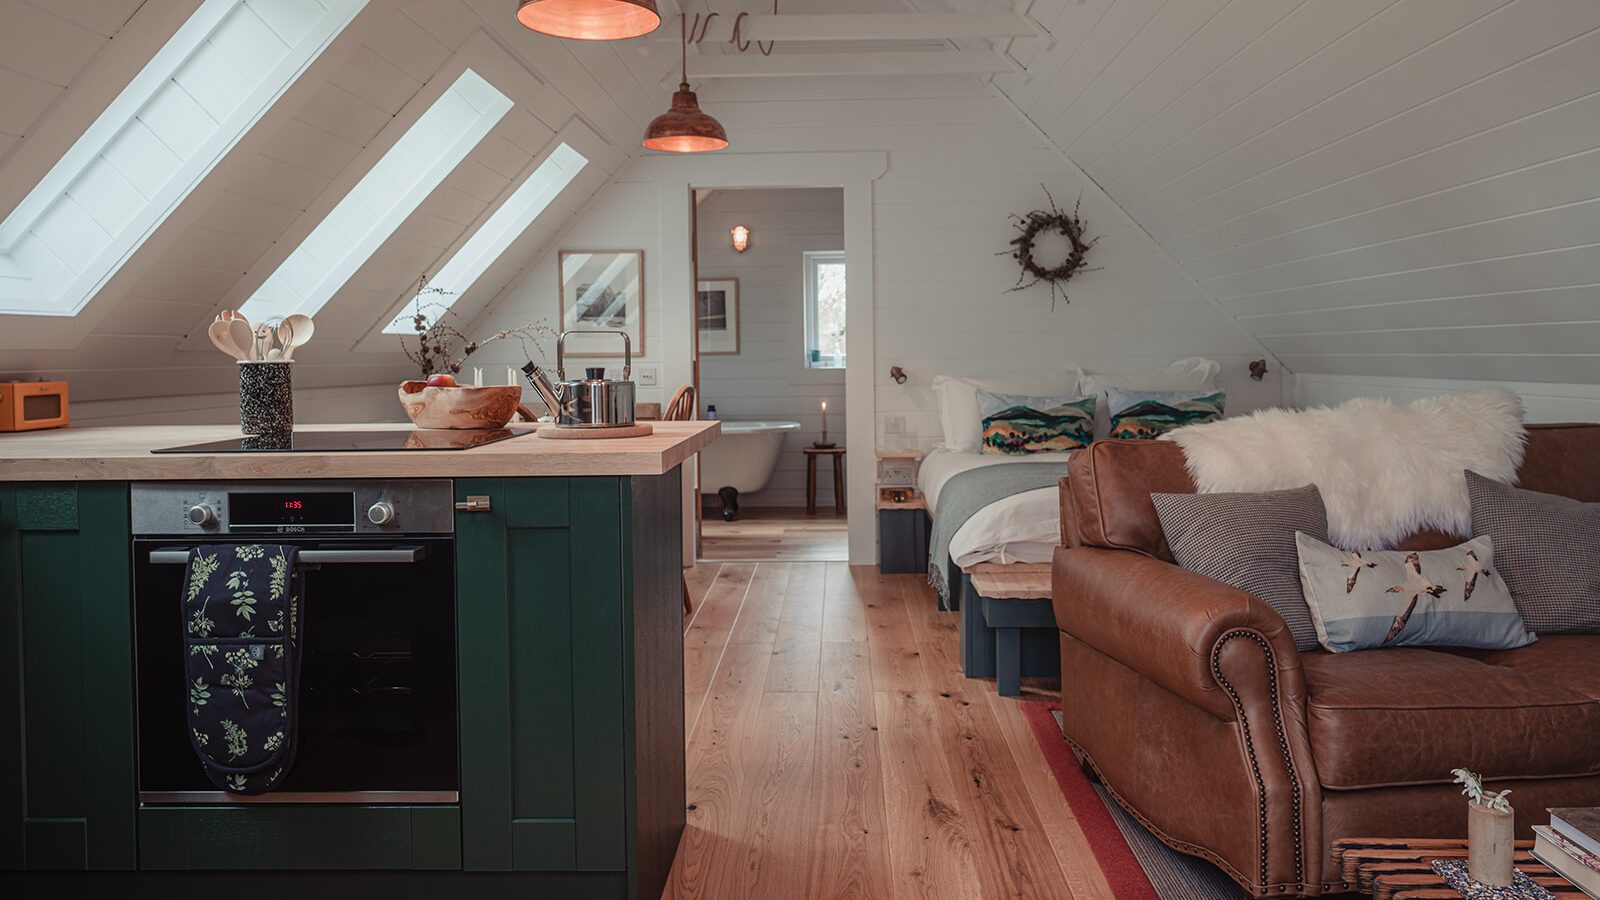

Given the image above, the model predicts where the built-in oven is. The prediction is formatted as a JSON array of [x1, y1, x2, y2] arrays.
[[130, 480, 458, 804]]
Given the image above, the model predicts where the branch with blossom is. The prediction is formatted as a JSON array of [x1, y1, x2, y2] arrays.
[[397, 276, 556, 379]]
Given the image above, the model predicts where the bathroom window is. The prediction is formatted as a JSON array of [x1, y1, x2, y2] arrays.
[[803, 250, 846, 369]]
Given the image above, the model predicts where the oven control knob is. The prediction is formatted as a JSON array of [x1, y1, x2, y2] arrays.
[[367, 501, 395, 526], [187, 504, 217, 527]]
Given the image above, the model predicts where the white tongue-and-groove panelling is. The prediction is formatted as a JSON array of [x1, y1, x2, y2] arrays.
[[0, 0, 656, 424], [992, 0, 1600, 389], [470, 70, 1286, 457]]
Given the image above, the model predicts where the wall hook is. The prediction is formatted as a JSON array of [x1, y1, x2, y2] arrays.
[[1249, 360, 1268, 381], [889, 366, 907, 384]]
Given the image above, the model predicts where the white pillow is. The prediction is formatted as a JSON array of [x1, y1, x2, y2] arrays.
[[932, 371, 1083, 452], [1080, 357, 1221, 438]]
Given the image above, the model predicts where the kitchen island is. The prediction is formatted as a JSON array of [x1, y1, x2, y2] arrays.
[[0, 421, 718, 900]]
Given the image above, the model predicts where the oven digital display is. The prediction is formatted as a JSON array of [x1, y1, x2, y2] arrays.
[[229, 492, 354, 529]]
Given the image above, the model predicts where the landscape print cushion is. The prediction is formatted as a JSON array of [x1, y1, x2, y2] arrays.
[[977, 390, 1095, 455], [1467, 470, 1600, 634], [1296, 532, 1535, 653], [1106, 387, 1224, 439]]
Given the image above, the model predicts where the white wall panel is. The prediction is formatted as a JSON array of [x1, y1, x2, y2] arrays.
[[995, 0, 1600, 390]]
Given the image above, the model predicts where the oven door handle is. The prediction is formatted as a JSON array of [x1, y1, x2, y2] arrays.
[[148, 547, 427, 565]]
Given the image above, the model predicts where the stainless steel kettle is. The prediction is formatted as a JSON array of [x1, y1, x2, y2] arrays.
[[521, 330, 636, 428]]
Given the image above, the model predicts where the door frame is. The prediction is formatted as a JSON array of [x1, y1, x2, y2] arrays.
[[631, 151, 886, 565]]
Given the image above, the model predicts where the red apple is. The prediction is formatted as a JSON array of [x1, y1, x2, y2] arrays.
[[425, 373, 457, 387]]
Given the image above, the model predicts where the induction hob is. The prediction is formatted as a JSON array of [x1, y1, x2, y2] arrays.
[[153, 428, 533, 454]]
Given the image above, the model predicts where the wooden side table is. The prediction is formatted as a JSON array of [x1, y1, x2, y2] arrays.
[[803, 447, 846, 514], [1330, 837, 1580, 899]]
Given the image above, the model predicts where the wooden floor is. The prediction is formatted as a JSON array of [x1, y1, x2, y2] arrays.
[[667, 561, 1119, 900], [699, 507, 849, 561]]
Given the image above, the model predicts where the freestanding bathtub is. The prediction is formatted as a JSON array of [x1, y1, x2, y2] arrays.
[[698, 420, 801, 495]]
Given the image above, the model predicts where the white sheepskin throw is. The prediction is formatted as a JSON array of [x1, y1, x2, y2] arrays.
[[1162, 389, 1526, 550]]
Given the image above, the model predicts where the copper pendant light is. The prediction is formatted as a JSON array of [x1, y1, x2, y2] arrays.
[[516, 0, 661, 41], [642, 15, 728, 153]]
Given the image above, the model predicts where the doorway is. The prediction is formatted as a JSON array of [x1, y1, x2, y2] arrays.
[[692, 187, 847, 562]]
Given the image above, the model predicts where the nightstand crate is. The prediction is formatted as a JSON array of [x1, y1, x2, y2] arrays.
[[877, 495, 928, 574]]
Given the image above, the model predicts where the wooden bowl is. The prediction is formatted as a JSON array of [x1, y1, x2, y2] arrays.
[[398, 381, 522, 429]]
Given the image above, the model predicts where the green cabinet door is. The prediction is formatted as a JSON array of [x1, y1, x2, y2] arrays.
[[0, 482, 136, 870], [456, 478, 628, 872]]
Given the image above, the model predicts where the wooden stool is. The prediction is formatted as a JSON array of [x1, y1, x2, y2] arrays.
[[962, 564, 1056, 697], [803, 447, 846, 514]]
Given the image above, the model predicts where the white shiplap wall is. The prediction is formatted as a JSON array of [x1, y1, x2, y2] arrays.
[[696, 188, 846, 507], [993, 0, 1600, 390], [478, 72, 1286, 464]]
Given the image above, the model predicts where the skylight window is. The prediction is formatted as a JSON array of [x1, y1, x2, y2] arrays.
[[239, 68, 513, 324], [383, 143, 588, 334], [0, 0, 369, 316]]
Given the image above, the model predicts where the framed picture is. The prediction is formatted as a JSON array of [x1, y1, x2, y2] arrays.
[[696, 278, 740, 355], [558, 250, 644, 357]]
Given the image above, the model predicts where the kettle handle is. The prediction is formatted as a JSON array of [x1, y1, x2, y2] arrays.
[[555, 330, 631, 381]]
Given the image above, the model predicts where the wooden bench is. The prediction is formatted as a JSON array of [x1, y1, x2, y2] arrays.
[[959, 563, 1057, 697]]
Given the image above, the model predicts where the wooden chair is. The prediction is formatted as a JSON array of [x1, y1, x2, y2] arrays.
[[664, 384, 695, 422], [665, 384, 696, 615]]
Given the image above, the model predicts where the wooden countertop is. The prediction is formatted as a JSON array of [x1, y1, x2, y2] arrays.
[[0, 421, 721, 481]]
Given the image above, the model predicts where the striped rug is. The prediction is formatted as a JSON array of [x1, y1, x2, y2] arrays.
[[1022, 702, 1245, 900]]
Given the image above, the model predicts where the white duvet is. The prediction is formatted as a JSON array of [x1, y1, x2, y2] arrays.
[[947, 486, 1061, 569]]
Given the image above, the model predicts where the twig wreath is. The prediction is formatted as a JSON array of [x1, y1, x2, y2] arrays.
[[1003, 186, 1099, 310]]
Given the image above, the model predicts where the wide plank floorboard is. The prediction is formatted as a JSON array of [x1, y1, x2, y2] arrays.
[[666, 563, 1114, 900]]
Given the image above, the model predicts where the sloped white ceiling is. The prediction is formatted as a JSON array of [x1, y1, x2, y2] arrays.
[[0, 0, 662, 405], [993, 0, 1600, 386]]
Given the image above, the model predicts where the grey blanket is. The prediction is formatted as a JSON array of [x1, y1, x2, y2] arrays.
[[927, 458, 1074, 608]]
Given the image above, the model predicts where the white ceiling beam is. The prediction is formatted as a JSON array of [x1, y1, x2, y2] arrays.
[[669, 13, 1037, 43], [688, 50, 1014, 79]]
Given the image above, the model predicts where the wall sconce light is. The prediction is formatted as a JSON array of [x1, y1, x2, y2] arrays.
[[731, 225, 750, 253], [889, 366, 907, 384], [1249, 360, 1268, 381]]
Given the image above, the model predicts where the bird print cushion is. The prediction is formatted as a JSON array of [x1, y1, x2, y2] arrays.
[[1295, 532, 1534, 653], [976, 390, 1095, 454], [1105, 387, 1224, 439]]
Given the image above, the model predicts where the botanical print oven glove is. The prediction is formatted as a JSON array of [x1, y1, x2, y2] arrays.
[[182, 545, 304, 795]]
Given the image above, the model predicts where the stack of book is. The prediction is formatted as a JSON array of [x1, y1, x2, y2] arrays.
[[1534, 807, 1600, 899]]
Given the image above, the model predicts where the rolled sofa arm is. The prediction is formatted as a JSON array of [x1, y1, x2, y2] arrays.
[[1052, 544, 1305, 721]]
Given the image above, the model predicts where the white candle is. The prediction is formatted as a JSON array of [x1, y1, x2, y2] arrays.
[[472, 367, 483, 387], [507, 367, 519, 387], [821, 399, 827, 433]]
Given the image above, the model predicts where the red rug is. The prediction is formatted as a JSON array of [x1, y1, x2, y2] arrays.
[[1021, 701, 1160, 900]]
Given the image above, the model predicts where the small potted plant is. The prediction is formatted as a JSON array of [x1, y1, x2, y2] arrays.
[[1451, 767, 1514, 886]]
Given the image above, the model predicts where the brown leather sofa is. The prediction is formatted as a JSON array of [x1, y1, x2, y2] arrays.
[[1051, 423, 1600, 897]]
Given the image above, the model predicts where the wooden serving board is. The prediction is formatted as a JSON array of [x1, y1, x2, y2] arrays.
[[537, 422, 654, 440]]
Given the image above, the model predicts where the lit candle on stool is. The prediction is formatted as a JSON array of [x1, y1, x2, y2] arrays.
[[821, 399, 827, 434]]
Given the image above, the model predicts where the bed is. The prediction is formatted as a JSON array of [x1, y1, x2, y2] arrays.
[[919, 448, 1071, 610], [919, 358, 1225, 611]]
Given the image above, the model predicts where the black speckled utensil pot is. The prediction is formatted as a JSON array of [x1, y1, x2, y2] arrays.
[[239, 361, 293, 436]]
